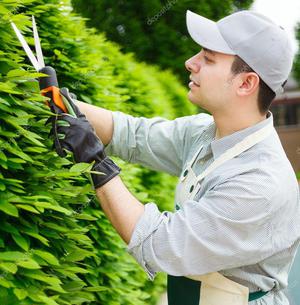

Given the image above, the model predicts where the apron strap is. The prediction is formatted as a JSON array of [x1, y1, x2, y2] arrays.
[[167, 275, 269, 305], [195, 123, 274, 182]]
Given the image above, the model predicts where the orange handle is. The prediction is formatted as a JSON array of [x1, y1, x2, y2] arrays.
[[41, 86, 68, 113]]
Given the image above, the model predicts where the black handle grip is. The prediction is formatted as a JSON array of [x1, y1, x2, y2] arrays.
[[38, 66, 58, 90], [38, 66, 66, 114]]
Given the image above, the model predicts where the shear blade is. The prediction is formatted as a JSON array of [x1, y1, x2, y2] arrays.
[[11, 21, 42, 71], [32, 16, 45, 68]]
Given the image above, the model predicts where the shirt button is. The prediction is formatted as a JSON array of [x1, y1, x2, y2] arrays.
[[183, 169, 188, 177], [189, 185, 194, 193]]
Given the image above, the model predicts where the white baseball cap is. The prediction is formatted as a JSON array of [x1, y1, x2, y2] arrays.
[[186, 10, 294, 94]]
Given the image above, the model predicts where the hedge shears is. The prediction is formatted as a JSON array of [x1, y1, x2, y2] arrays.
[[10, 16, 76, 117]]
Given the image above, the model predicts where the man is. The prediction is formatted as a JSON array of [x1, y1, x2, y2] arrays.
[[50, 9, 300, 305]]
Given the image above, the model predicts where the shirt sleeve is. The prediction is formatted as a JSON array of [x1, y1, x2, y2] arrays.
[[127, 169, 283, 281], [105, 111, 213, 176]]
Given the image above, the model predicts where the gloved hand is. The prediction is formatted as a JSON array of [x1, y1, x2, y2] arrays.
[[45, 87, 78, 157], [46, 87, 121, 189]]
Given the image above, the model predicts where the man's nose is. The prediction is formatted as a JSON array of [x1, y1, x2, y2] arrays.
[[185, 56, 200, 73]]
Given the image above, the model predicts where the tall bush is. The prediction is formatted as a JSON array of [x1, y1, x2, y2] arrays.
[[0, 0, 196, 304]]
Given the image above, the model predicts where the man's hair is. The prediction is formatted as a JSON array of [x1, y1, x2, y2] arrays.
[[230, 56, 276, 115]]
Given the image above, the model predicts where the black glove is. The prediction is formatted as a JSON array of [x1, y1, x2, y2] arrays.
[[45, 87, 78, 157], [47, 88, 121, 189]]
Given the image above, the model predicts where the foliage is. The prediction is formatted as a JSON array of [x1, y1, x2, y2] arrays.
[[72, 0, 253, 84], [0, 0, 196, 304], [293, 22, 300, 84]]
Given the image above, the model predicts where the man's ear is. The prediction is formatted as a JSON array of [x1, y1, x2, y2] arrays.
[[237, 72, 260, 97]]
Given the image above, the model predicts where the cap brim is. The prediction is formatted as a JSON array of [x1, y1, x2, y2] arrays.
[[186, 10, 236, 55]]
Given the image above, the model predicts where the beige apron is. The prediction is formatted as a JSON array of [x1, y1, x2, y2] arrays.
[[171, 122, 273, 305]]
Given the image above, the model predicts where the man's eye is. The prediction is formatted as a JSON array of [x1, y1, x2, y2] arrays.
[[204, 56, 212, 62]]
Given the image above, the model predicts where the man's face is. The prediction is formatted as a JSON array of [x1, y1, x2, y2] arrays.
[[185, 48, 236, 112]]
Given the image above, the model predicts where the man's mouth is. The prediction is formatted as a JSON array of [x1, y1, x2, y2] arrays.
[[189, 80, 200, 88], [189, 76, 200, 87]]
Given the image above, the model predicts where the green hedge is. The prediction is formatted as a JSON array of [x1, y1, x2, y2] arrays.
[[0, 0, 196, 304], [293, 22, 300, 84]]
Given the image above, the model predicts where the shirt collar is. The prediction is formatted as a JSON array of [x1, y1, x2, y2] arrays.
[[207, 111, 273, 160]]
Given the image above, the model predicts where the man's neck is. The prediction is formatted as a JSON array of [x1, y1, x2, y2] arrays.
[[214, 112, 267, 140]]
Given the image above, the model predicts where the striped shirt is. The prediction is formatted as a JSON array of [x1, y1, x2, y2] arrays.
[[105, 110, 300, 305]]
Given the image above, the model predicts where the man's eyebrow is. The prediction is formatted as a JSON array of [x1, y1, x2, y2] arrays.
[[202, 47, 216, 56]]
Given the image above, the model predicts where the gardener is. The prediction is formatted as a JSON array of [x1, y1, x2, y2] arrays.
[[49, 10, 300, 305]]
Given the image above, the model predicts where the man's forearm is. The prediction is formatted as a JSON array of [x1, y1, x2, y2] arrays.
[[76, 101, 114, 146], [96, 175, 145, 244]]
